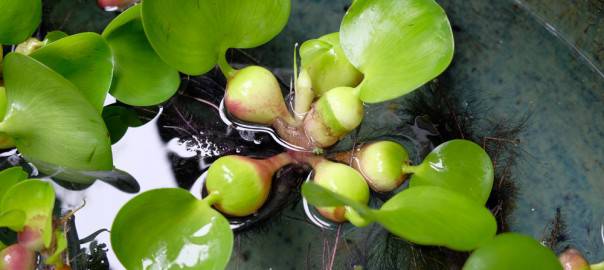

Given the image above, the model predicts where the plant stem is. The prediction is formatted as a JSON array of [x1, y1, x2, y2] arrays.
[[264, 152, 296, 172], [401, 163, 419, 175], [351, 79, 365, 97], [202, 191, 222, 206], [287, 150, 325, 168], [218, 50, 237, 80]]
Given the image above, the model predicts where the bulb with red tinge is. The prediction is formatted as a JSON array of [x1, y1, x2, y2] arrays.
[[0, 244, 35, 270]]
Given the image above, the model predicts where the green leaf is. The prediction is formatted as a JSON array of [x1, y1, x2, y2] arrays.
[[43, 31, 68, 43], [102, 104, 143, 144], [0, 53, 113, 172], [0, 180, 55, 249], [463, 233, 563, 270], [141, 0, 291, 75], [102, 5, 180, 106], [30, 32, 114, 112], [340, 0, 454, 103], [0, 210, 26, 231], [301, 181, 377, 221], [409, 139, 494, 204], [111, 188, 233, 270], [376, 186, 497, 251], [0, 0, 42, 44], [0, 167, 28, 202]]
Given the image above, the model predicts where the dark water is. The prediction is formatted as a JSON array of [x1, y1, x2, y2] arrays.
[[11, 0, 603, 268]]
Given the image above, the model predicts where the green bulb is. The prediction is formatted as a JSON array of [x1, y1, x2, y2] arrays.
[[205, 154, 292, 217], [300, 32, 363, 96], [357, 141, 410, 192], [225, 65, 291, 125], [304, 87, 364, 147], [313, 160, 369, 224]]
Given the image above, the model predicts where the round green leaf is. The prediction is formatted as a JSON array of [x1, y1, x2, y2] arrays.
[[30, 32, 114, 112], [340, 0, 454, 103], [0, 167, 28, 202], [463, 233, 563, 270], [111, 188, 233, 270], [102, 5, 180, 106], [376, 186, 497, 251], [0, 53, 113, 172], [1, 180, 55, 248], [0, 0, 42, 44], [409, 139, 494, 204], [141, 0, 291, 75]]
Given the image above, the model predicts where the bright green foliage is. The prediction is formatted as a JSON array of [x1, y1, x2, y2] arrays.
[[340, 0, 454, 103], [0, 0, 42, 44], [463, 233, 563, 270], [302, 182, 496, 251], [0, 167, 28, 202], [0, 210, 25, 231], [0, 53, 113, 172], [102, 5, 180, 106], [111, 188, 233, 270], [409, 139, 494, 204], [375, 186, 496, 251], [0, 180, 55, 250], [300, 32, 363, 96], [141, 0, 291, 75], [30, 32, 114, 112]]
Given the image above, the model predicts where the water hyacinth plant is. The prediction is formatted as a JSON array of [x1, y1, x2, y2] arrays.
[[0, 0, 592, 268]]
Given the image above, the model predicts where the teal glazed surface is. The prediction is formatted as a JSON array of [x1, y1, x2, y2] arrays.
[[28, 0, 604, 268]]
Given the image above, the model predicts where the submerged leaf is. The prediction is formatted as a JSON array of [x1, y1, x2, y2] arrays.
[[111, 188, 233, 269], [0, 0, 42, 44], [340, 0, 454, 103], [30, 32, 114, 112], [43, 31, 68, 43], [102, 4, 180, 106], [0, 53, 113, 172], [376, 186, 497, 251], [141, 0, 291, 75], [409, 139, 494, 204], [0, 180, 55, 249], [463, 233, 562, 270]]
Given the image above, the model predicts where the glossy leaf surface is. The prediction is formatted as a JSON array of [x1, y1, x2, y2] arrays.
[[141, 0, 291, 75], [340, 0, 454, 103], [376, 186, 497, 251], [111, 188, 233, 269], [0, 0, 42, 44], [0, 167, 28, 201], [0, 180, 55, 248], [303, 183, 496, 251], [463, 233, 562, 270], [0, 210, 25, 231], [30, 32, 114, 112], [409, 139, 494, 204], [0, 53, 113, 172], [103, 4, 180, 106]]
